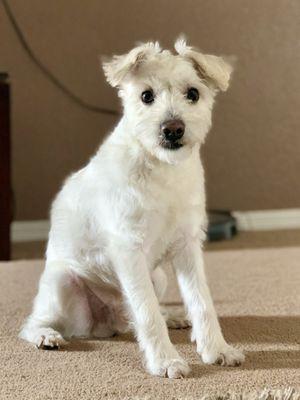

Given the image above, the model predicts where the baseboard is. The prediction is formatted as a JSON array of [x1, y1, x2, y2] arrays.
[[233, 208, 300, 231], [11, 220, 50, 242], [11, 208, 300, 242]]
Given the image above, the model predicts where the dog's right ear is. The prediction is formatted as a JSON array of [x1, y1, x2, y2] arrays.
[[102, 42, 161, 87]]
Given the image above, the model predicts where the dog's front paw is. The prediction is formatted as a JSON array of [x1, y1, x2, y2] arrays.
[[201, 343, 245, 367], [148, 357, 190, 378]]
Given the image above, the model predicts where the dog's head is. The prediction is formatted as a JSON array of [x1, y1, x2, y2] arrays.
[[103, 37, 233, 164]]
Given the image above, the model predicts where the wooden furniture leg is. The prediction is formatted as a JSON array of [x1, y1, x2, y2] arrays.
[[0, 77, 11, 260]]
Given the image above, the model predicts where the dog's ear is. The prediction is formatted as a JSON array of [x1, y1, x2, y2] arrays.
[[102, 42, 161, 87], [174, 37, 233, 92]]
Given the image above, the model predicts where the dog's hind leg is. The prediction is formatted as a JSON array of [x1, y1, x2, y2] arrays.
[[152, 266, 191, 329], [20, 261, 95, 349]]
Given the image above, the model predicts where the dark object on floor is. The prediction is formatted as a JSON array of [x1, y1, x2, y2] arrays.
[[207, 211, 237, 241], [0, 73, 11, 260]]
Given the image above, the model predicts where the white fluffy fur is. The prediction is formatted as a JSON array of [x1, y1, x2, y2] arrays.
[[20, 38, 244, 378]]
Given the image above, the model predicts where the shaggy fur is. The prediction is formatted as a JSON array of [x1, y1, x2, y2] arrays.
[[20, 37, 244, 378]]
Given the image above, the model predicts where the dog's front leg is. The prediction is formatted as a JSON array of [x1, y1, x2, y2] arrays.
[[111, 247, 190, 378], [172, 236, 245, 366]]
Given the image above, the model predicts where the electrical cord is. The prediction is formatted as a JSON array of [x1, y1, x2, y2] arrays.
[[2, 0, 119, 116]]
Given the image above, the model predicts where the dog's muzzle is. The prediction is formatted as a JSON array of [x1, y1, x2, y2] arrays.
[[160, 119, 185, 150]]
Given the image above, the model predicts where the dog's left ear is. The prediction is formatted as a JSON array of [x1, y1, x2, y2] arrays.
[[175, 37, 233, 92], [102, 42, 161, 87]]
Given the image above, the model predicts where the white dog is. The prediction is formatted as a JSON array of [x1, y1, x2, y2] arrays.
[[20, 38, 244, 378]]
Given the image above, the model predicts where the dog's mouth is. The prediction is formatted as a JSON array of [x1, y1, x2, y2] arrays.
[[160, 140, 184, 150]]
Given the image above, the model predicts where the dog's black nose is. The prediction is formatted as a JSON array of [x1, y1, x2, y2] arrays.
[[161, 119, 185, 142]]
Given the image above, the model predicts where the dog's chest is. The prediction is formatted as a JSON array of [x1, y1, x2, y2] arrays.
[[142, 206, 175, 252], [140, 165, 203, 260]]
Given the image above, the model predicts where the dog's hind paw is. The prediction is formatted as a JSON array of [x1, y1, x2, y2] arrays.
[[161, 306, 191, 329], [25, 328, 67, 350], [37, 330, 66, 350]]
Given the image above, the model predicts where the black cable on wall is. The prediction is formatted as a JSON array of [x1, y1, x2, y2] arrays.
[[2, 0, 119, 116]]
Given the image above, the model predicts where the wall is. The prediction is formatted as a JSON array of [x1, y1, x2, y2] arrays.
[[1, 0, 300, 220]]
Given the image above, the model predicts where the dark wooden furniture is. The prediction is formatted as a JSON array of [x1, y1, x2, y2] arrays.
[[0, 74, 11, 260]]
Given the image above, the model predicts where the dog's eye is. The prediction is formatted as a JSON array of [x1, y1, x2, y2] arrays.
[[186, 87, 199, 103], [141, 90, 154, 104]]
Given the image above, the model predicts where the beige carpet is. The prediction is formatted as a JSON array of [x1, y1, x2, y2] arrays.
[[0, 248, 299, 399]]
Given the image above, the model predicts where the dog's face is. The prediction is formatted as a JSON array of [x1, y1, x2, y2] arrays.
[[103, 38, 232, 164]]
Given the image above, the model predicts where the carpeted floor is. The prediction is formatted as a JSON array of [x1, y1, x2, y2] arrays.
[[0, 248, 299, 399]]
